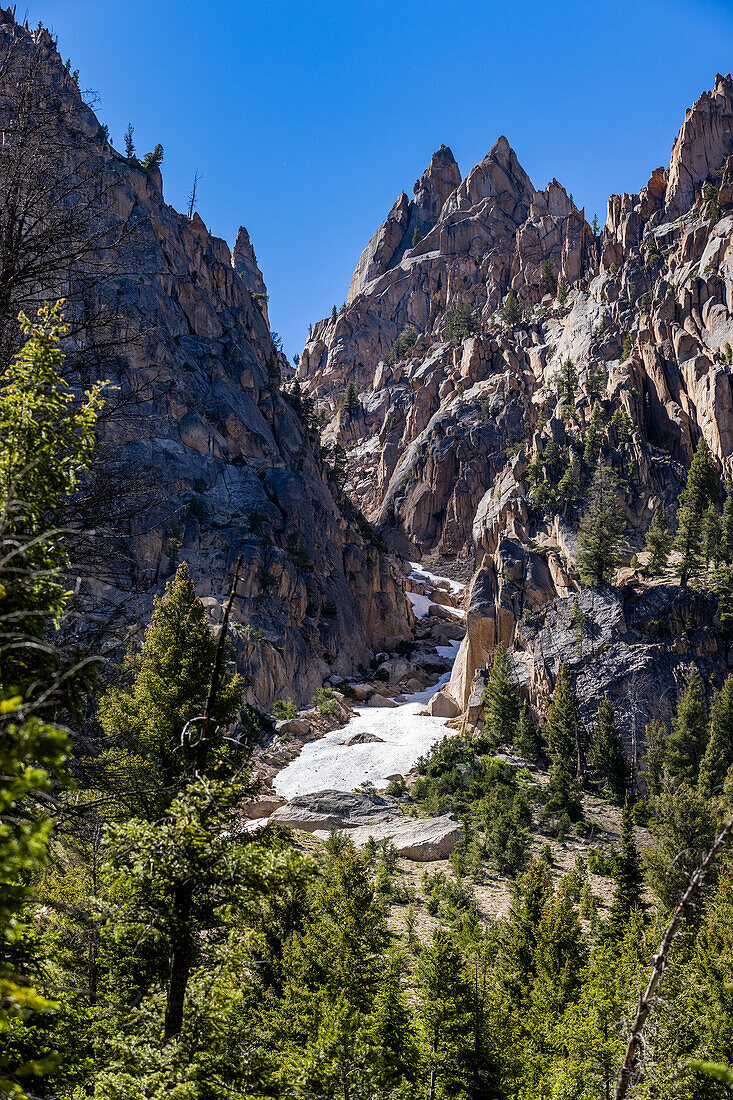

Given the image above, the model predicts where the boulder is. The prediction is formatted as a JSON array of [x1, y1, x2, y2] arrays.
[[345, 731, 385, 745], [365, 693, 399, 708], [427, 690, 462, 718], [241, 796, 287, 819], [269, 789, 402, 831], [275, 717, 311, 738], [344, 814, 462, 861]]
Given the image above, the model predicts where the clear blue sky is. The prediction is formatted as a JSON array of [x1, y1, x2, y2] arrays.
[[30, 1, 733, 358]]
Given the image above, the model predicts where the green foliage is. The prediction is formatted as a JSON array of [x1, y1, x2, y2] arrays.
[[539, 258, 556, 296], [588, 699, 629, 804], [514, 699, 542, 762], [141, 142, 164, 172], [95, 562, 244, 819], [341, 380, 359, 418], [556, 276, 569, 305], [674, 436, 719, 585], [311, 685, 338, 716], [482, 643, 519, 747], [273, 700, 298, 721], [604, 799, 645, 941], [124, 122, 135, 159], [444, 301, 476, 343], [644, 781, 715, 907], [501, 289, 521, 327], [0, 303, 104, 693], [645, 505, 672, 574], [577, 464, 625, 586], [620, 331, 633, 360], [698, 674, 733, 798], [388, 324, 417, 362], [411, 225, 422, 248], [665, 664, 708, 786], [642, 718, 667, 796]]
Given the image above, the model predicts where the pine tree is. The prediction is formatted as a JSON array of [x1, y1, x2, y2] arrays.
[[533, 886, 588, 1018], [577, 465, 625, 586], [95, 562, 244, 819], [642, 719, 667, 796], [674, 436, 719, 586], [620, 331, 633, 360], [544, 664, 584, 778], [514, 699, 542, 761], [582, 402, 605, 467], [539, 258, 556, 296], [698, 675, 733, 798], [702, 502, 722, 566], [712, 563, 733, 633], [341, 380, 359, 419], [557, 358, 578, 405], [331, 304, 337, 321], [645, 505, 672, 574], [502, 288, 521, 327], [501, 860, 553, 999], [604, 799, 645, 942], [124, 122, 136, 159], [558, 455, 582, 501], [369, 960, 418, 1094], [665, 664, 708, 785], [588, 699, 628, 804], [412, 225, 422, 248], [721, 481, 733, 563], [483, 643, 520, 747], [416, 928, 473, 1100], [557, 276, 569, 305]]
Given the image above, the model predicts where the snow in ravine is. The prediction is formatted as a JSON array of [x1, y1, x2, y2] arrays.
[[274, 640, 461, 799]]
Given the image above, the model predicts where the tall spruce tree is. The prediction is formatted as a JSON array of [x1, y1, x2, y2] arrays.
[[588, 699, 628, 804], [95, 562, 244, 819], [674, 437, 719, 586], [665, 664, 708, 785], [604, 799, 645, 941], [644, 505, 672, 574], [577, 465, 625, 586], [483, 643, 520, 747], [721, 481, 733, 563], [515, 699, 542, 762], [540, 258, 556, 296], [501, 289, 521, 327], [544, 664, 584, 779], [698, 674, 733, 798], [341, 380, 359, 419], [416, 928, 474, 1100]]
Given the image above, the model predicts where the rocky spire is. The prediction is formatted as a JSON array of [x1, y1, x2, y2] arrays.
[[442, 135, 535, 224], [666, 72, 733, 216], [232, 225, 269, 324]]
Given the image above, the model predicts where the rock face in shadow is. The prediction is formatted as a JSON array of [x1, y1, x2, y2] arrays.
[[3, 12, 411, 707], [297, 74, 733, 729]]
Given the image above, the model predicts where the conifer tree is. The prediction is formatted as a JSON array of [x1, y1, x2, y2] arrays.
[[604, 799, 645, 941], [483, 643, 520, 747], [698, 675, 733, 798], [702, 502, 722, 566], [577, 465, 625, 586], [501, 860, 553, 999], [557, 358, 578, 405], [674, 436, 719, 586], [665, 664, 708, 785], [582, 402, 605, 467], [588, 699, 628, 804], [642, 719, 667, 797], [95, 562, 244, 819], [502, 288, 521, 327], [416, 928, 473, 1100], [412, 225, 422, 248], [644, 505, 672, 574], [557, 276, 569, 305], [539, 258, 556, 296], [721, 481, 733, 563], [533, 886, 588, 1017], [370, 960, 419, 1094], [544, 664, 584, 779], [341, 380, 359, 419], [515, 699, 542, 762]]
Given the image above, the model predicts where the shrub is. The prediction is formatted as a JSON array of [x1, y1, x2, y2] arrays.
[[273, 700, 298, 721], [388, 325, 417, 363], [311, 686, 338, 717]]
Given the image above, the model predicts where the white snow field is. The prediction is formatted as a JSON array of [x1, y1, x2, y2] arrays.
[[274, 640, 461, 799]]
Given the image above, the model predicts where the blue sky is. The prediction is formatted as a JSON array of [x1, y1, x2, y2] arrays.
[[31, 0, 733, 358]]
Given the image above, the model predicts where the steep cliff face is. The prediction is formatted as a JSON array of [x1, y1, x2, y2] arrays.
[[1, 13, 411, 707], [296, 74, 733, 735]]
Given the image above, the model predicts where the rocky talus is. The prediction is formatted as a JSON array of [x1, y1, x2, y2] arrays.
[[1, 12, 411, 707], [296, 74, 733, 742]]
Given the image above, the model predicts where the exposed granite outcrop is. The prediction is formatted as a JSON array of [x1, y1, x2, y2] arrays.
[[3, 13, 412, 707]]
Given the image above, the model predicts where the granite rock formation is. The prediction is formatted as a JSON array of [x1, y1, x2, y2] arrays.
[[0, 12, 411, 708], [296, 74, 733, 742]]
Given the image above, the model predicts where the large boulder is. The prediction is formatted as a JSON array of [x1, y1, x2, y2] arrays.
[[426, 690, 461, 718], [269, 789, 402, 831], [343, 814, 462, 861]]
